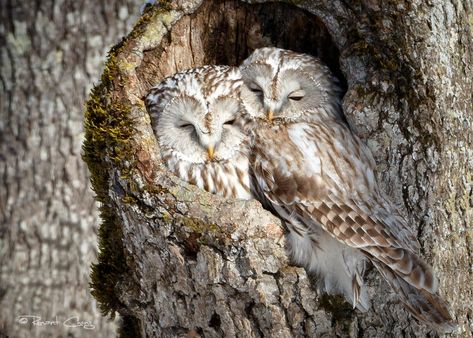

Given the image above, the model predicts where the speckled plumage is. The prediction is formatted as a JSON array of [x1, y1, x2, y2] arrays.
[[241, 47, 455, 331], [145, 65, 255, 200]]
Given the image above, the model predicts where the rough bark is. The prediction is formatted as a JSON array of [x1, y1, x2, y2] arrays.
[[82, 0, 472, 337], [0, 1, 143, 337]]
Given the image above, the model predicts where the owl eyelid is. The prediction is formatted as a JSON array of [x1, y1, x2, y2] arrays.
[[223, 118, 236, 125], [288, 89, 305, 101], [178, 121, 194, 128], [248, 83, 263, 93]]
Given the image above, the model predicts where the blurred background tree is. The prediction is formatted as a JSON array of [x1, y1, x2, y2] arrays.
[[0, 1, 142, 337]]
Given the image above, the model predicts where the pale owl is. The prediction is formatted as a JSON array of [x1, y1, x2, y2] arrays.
[[145, 65, 255, 200], [240, 47, 454, 331]]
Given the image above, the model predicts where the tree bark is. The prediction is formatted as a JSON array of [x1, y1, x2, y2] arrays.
[[82, 0, 472, 337], [0, 1, 142, 337]]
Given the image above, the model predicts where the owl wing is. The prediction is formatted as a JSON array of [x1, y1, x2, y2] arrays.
[[254, 150, 436, 292], [253, 122, 418, 256], [252, 121, 455, 330]]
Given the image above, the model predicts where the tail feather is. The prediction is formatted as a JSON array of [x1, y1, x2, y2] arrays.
[[369, 246, 438, 293], [351, 274, 369, 312], [371, 259, 457, 333]]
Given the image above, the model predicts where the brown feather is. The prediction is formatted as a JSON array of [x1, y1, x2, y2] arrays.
[[250, 118, 455, 329]]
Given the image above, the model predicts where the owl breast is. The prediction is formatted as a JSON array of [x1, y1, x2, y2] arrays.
[[162, 147, 252, 200]]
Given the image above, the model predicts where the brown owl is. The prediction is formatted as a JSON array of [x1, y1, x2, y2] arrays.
[[145, 65, 257, 200], [240, 47, 455, 332]]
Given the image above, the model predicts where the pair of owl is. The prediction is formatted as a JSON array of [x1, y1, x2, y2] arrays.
[[145, 48, 454, 331]]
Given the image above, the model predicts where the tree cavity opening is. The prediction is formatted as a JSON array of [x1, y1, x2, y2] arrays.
[[137, 0, 345, 95]]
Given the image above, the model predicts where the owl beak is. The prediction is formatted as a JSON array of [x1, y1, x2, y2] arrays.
[[207, 145, 215, 160], [267, 110, 274, 121]]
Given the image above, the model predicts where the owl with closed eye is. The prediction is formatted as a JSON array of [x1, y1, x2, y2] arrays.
[[240, 47, 343, 122], [240, 47, 455, 331], [145, 65, 257, 200]]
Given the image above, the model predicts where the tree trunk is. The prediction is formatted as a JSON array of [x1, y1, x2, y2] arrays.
[[0, 1, 142, 337], [82, 0, 472, 337]]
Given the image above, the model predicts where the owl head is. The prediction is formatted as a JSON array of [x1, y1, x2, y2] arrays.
[[240, 47, 344, 122], [145, 65, 254, 165]]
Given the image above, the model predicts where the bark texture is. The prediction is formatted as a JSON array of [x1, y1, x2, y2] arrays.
[[82, 0, 472, 337], [0, 1, 142, 337]]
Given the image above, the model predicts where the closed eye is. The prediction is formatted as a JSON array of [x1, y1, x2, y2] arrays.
[[178, 122, 193, 128], [224, 119, 236, 126], [249, 83, 263, 94], [288, 89, 305, 101]]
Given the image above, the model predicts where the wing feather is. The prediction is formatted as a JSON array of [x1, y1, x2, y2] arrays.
[[251, 121, 436, 293]]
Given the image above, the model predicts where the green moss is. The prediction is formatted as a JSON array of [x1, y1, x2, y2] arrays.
[[181, 216, 219, 234], [126, 2, 175, 43], [82, 1, 180, 323], [89, 208, 128, 317], [82, 49, 136, 319], [162, 211, 172, 222], [122, 195, 138, 204], [176, 216, 224, 257]]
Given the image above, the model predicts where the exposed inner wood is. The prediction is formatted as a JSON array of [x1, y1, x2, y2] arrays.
[[137, 0, 345, 96]]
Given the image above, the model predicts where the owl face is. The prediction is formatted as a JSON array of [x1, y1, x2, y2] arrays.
[[146, 66, 250, 165], [240, 47, 343, 122]]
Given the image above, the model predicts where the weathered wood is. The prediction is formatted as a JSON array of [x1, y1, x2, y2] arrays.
[[83, 0, 472, 337]]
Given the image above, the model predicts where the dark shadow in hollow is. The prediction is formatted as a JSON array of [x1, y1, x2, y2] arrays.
[[138, 0, 346, 95], [207, 1, 346, 91]]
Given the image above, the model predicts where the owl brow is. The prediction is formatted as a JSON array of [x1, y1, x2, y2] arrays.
[[271, 57, 286, 100], [169, 93, 200, 112], [204, 112, 212, 130], [241, 60, 270, 75]]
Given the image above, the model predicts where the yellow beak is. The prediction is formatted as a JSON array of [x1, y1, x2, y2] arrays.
[[207, 145, 215, 160], [267, 110, 274, 121]]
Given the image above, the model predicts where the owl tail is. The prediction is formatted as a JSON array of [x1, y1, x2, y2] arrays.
[[371, 257, 457, 333]]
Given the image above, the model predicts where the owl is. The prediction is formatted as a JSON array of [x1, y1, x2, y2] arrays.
[[240, 47, 455, 331], [145, 65, 256, 200]]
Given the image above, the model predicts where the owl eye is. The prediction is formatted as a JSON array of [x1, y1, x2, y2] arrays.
[[224, 119, 236, 126], [288, 89, 305, 101], [249, 83, 263, 94], [178, 122, 193, 129]]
